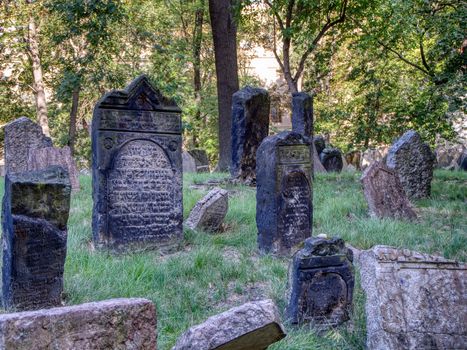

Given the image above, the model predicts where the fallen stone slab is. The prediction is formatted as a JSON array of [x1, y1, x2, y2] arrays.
[[185, 187, 228, 232], [172, 299, 286, 350]]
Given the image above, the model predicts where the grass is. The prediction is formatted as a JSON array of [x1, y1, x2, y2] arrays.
[[1, 169, 466, 349]]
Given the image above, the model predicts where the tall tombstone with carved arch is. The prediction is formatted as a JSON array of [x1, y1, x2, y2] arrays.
[[92, 75, 182, 251]]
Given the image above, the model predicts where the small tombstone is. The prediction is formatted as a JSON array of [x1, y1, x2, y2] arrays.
[[291, 92, 313, 137], [2, 166, 71, 311], [458, 151, 467, 171], [360, 246, 467, 350], [28, 146, 80, 191], [92, 75, 183, 251], [185, 187, 228, 232], [345, 150, 361, 170], [320, 148, 343, 172], [4, 117, 52, 175], [172, 299, 286, 350], [183, 151, 197, 173], [361, 162, 417, 220], [386, 130, 435, 199], [286, 236, 354, 330], [231, 86, 270, 182], [360, 147, 388, 170], [188, 149, 210, 172], [0, 298, 156, 349], [256, 131, 313, 255], [313, 146, 327, 173], [313, 135, 326, 156]]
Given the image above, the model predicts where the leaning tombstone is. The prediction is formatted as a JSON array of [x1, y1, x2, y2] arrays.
[[231, 86, 270, 183], [92, 75, 183, 251], [313, 135, 326, 156], [188, 149, 210, 172], [4, 116, 52, 175], [172, 299, 286, 350], [2, 166, 71, 311], [256, 131, 313, 255], [185, 187, 228, 232], [386, 130, 435, 199], [360, 246, 467, 350], [183, 151, 197, 173], [361, 161, 417, 220], [286, 236, 354, 330], [320, 147, 343, 172]]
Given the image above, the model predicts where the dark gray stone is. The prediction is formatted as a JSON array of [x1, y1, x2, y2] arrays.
[[92, 75, 183, 251], [188, 149, 210, 172], [256, 131, 313, 256], [320, 148, 343, 172], [183, 151, 197, 173], [2, 166, 71, 311], [458, 151, 467, 171], [286, 236, 354, 329], [291, 92, 313, 137], [313, 135, 326, 156], [386, 130, 435, 199], [231, 86, 270, 183], [185, 187, 228, 232]]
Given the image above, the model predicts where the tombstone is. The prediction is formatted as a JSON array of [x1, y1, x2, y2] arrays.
[[386, 130, 435, 199], [286, 236, 354, 330], [434, 140, 465, 169], [291, 92, 313, 137], [360, 246, 467, 350], [4, 117, 52, 175], [185, 187, 228, 232], [458, 151, 467, 171], [28, 146, 80, 191], [231, 86, 270, 182], [2, 166, 71, 311], [188, 149, 210, 172], [320, 148, 343, 172], [0, 298, 157, 349], [92, 75, 183, 251], [360, 146, 388, 170], [313, 146, 326, 173], [256, 131, 313, 255], [172, 299, 286, 350], [183, 151, 197, 173], [313, 135, 326, 156], [345, 150, 361, 170], [361, 162, 417, 220]]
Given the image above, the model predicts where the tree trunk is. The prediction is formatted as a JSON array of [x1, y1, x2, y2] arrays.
[[208, 0, 239, 171], [68, 86, 80, 156], [28, 16, 50, 136], [192, 0, 205, 148]]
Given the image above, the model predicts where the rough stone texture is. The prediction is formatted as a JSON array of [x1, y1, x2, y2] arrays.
[[320, 148, 343, 172], [183, 151, 197, 173], [2, 166, 71, 311], [188, 149, 210, 172], [256, 131, 313, 256], [434, 140, 465, 169], [360, 246, 467, 350], [0, 298, 157, 350], [4, 117, 53, 175], [92, 75, 183, 251], [172, 299, 286, 350], [457, 150, 467, 171], [231, 86, 270, 183], [28, 146, 80, 191], [361, 161, 417, 220], [313, 135, 326, 156], [291, 92, 313, 137], [360, 147, 388, 170], [185, 187, 228, 232], [286, 237, 354, 330], [386, 130, 435, 199]]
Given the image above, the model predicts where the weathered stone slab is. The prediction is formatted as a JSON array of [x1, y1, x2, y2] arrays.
[[231, 86, 270, 183], [361, 161, 417, 220], [172, 299, 286, 350], [256, 131, 313, 255], [4, 117, 52, 175], [313, 135, 326, 156], [320, 147, 343, 172], [185, 187, 228, 232], [386, 130, 435, 199], [2, 166, 71, 311], [458, 150, 467, 171], [313, 146, 326, 173], [188, 149, 210, 172], [345, 150, 361, 170], [360, 246, 467, 350], [183, 151, 197, 173], [28, 146, 80, 191], [286, 236, 354, 329], [360, 147, 388, 170], [291, 92, 313, 137], [92, 75, 183, 251], [0, 298, 157, 349]]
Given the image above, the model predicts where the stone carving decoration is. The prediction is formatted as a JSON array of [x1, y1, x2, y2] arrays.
[[2, 166, 71, 311], [320, 148, 343, 172], [4, 117, 52, 175], [231, 86, 270, 183], [185, 187, 228, 232], [256, 131, 313, 255], [361, 161, 417, 220], [360, 246, 467, 350], [92, 75, 183, 251], [386, 130, 435, 199], [286, 236, 354, 330]]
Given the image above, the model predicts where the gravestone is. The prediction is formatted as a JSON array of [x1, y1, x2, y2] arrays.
[[458, 151, 467, 171], [2, 166, 71, 311], [0, 298, 156, 349], [320, 148, 343, 172], [313, 146, 326, 173], [183, 151, 197, 173], [256, 131, 313, 255], [291, 92, 313, 137], [188, 149, 210, 172], [231, 86, 270, 182], [92, 75, 183, 251], [361, 162, 417, 220], [360, 246, 467, 350], [386, 130, 435, 199], [345, 150, 361, 170], [286, 236, 354, 329], [360, 147, 388, 170], [313, 135, 326, 156], [172, 299, 286, 350], [4, 117, 52, 175], [185, 187, 228, 232], [28, 146, 80, 191]]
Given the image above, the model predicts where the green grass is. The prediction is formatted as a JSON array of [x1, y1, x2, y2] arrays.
[[1, 170, 466, 349]]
